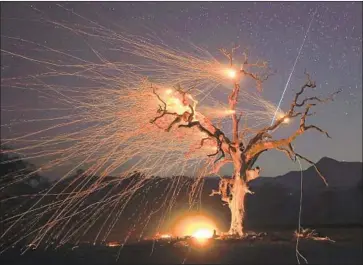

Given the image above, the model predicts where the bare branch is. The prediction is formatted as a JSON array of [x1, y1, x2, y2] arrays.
[[195, 137, 212, 150], [150, 85, 236, 165], [274, 143, 328, 186], [289, 70, 316, 114], [305, 125, 331, 138], [246, 167, 261, 182], [276, 144, 296, 161], [245, 72, 339, 153], [150, 86, 179, 125], [165, 116, 182, 132], [295, 153, 328, 186], [229, 83, 241, 144], [179, 121, 233, 163], [221, 48, 273, 147], [210, 158, 233, 174], [236, 111, 243, 124], [152, 86, 166, 109], [209, 189, 221, 196], [242, 72, 339, 189], [296, 89, 341, 107], [209, 177, 234, 204], [219, 48, 233, 66], [231, 44, 240, 55]]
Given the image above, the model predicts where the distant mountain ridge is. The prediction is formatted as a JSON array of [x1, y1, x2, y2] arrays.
[[243, 157, 362, 228], [248, 157, 362, 191], [1, 155, 362, 243], [197, 157, 362, 229]]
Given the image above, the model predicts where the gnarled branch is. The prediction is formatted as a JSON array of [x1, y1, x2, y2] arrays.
[[209, 177, 234, 204], [209, 158, 233, 175], [295, 153, 328, 186], [245, 72, 339, 154], [244, 73, 337, 186], [150, 86, 234, 164]]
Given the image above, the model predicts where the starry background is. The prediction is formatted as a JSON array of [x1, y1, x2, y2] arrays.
[[1, 1, 362, 178]]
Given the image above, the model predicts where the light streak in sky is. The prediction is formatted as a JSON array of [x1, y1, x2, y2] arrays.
[[269, 9, 318, 263], [270, 8, 318, 126]]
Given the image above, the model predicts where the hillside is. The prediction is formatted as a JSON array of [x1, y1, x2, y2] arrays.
[[1, 156, 362, 244]]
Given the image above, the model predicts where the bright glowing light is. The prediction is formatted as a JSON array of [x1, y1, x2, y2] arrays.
[[191, 228, 214, 247], [278, 113, 290, 124], [192, 228, 213, 239], [206, 145, 217, 151], [107, 241, 121, 247], [225, 68, 237, 79], [166, 97, 189, 114], [225, 109, 236, 115], [172, 214, 217, 239], [160, 234, 172, 239], [165, 89, 173, 95]]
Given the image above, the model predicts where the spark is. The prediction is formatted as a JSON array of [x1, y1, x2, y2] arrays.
[[159, 234, 172, 239], [225, 109, 236, 115], [0, 7, 283, 251], [107, 241, 121, 247], [192, 228, 213, 239], [278, 113, 290, 124], [224, 68, 237, 79], [165, 89, 173, 95]]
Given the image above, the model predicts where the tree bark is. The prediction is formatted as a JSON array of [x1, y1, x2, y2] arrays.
[[227, 161, 258, 236], [228, 171, 246, 236]]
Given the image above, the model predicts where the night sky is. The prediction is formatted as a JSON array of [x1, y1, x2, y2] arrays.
[[1, 2, 362, 177]]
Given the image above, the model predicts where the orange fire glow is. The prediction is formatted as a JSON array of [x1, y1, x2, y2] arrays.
[[172, 214, 217, 238], [278, 113, 290, 124], [225, 109, 236, 115], [192, 228, 214, 240], [107, 241, 121, 247], [160, 234, 172, 239], [162, 92, 192, 115], [165, 89, 173, 95], [224, 68, 237, 79], [280, 116, 290, 124]]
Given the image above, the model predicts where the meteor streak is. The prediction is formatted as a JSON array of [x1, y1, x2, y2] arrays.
[[270, 8, 317, 126]]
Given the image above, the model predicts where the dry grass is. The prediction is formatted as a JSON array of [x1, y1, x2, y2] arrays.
[[294, 228, 335, 243]]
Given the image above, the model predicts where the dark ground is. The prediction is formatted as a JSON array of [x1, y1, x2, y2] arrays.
[[1, 228, 362, 265]]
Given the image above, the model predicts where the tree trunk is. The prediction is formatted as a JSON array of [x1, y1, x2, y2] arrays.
[[228, 169, 247, 237]]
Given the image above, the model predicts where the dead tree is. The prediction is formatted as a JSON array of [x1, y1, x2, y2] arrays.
[[150, 47, 340, 237]]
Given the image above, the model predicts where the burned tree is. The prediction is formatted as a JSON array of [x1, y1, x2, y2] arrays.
[[150, 47, 340, 237]]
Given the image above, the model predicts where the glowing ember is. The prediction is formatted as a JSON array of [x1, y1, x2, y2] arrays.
[[283, 117, 290, 124], [278, 113, 290, 124], [192, 228, 213, 239], [160, 234, 172, 239], [165, 95, 191, 115], [172, 214, 217, 239], [107, 241, 120, 247], [225, 109, 236, 114], [225, 68, 237, 79], [165, 89, 173, 95]]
